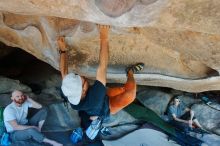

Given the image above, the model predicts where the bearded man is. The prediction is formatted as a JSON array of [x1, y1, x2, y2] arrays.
[[3, 90, 62, 146]]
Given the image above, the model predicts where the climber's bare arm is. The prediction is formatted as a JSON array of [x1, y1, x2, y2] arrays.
[[96, 25, 110, 86], [57, 36, 68, 79]]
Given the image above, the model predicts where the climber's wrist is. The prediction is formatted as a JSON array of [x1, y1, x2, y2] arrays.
[[59, 49, 67, 54]]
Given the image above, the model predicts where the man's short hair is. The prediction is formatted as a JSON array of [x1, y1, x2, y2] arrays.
[[11, 90, 22, 97], [174, 96, 180, 100]]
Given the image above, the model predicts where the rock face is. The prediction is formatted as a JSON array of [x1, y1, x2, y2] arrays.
[[192, 104, 220, 135], [0, 76, 31, 93], [1, 0, 220, 92], [137, 86, 172, 115]]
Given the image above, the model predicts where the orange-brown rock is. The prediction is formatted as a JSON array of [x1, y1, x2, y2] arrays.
[[1, 0, 220, 92]]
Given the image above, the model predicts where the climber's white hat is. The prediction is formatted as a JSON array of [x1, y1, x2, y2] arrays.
[[61, 73, 82, 105]]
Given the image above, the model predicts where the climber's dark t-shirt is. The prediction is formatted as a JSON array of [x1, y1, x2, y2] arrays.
[[61, 80, 110, 118]]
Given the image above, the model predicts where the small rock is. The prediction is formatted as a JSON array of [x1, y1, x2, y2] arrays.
[[0, 76, 31, 94]]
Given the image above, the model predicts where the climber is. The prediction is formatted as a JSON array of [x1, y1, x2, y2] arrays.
[[168, 96, 203, 131], [3, 90, 63, 146], [57, 25, 144, 130]]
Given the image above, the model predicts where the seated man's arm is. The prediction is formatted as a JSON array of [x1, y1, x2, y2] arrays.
[[96, 25, 110, 86], [8, 120, 38, 131], [27, 96, 42, 109], [184, 107, 194, 122], [169, 106, 189, 124], [172, 114, 189, 124]]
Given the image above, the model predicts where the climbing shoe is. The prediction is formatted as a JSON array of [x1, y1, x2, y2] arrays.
[[126, 63, 144, 74]]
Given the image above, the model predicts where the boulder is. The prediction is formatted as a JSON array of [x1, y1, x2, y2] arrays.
[[0, 76, 31, 94], [43, 103, 80, 132], [192, 103, 220, 135], [102, 110, 139, 140], [0, 94, 11, 107], [1, 1, 220, 92], [137, 86, 172, 115]]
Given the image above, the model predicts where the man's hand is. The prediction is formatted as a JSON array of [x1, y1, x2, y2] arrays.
[[25, 95, 30, 100], [27, 97, 42, 109], [31, 126, 40, 131], [57, 36, 67, 51], [97, 25, 110, 40]]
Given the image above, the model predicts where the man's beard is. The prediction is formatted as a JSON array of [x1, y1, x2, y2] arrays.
[[14, 96, 27, 105]]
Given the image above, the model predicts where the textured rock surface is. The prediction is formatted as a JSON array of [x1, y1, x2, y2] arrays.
[[102, 110, 139, 140], [43, 103, 80, 132], [0, 76, 31, 93], [1, 0, 220, 92], [137, 86, 172, 115], [192, 104, 220, 135]]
